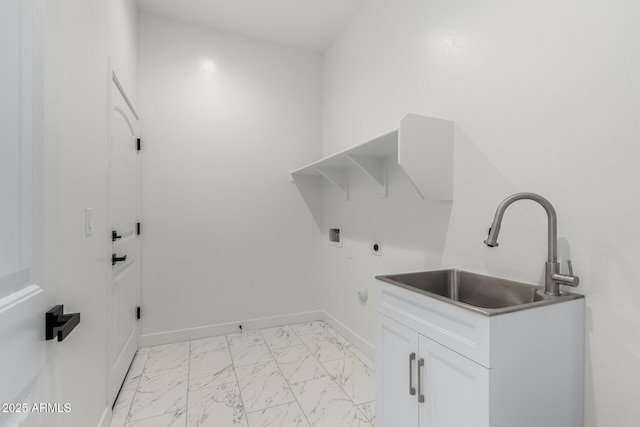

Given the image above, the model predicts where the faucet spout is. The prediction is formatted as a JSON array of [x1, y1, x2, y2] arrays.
[[484, 192, 557, 261], [484, 192, 577, 296]]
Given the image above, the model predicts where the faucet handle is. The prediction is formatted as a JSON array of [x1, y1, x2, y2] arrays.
[[552, 259, 580, 288]]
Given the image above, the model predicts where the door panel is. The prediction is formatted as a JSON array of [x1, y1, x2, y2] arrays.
[[418, 334, 489, 427], [377, 314, 420, 427], [109, 74, 139, 404], [0, 0, 24, 279], [111, 107, 137, 235], [113, 264, 136, 355], [0, 0, 48, 425]]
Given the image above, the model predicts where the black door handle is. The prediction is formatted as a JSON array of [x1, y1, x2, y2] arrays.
[[46, 305, 80, 342], [112, 230, 122, 241], [112, 254, 127, 265]]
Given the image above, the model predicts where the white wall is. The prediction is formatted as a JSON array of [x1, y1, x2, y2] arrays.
[[320, 0, 640, 426], [44, 0, 138, 425], [138, 13, 323, 341]]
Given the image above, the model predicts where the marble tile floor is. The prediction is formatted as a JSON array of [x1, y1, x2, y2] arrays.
[[109, 321, 375, 427]]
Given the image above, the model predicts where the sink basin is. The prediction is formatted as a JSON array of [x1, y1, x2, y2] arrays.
[[375, 269, 583, 315]]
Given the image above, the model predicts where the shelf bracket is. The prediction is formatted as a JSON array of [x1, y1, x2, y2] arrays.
[[398, 114, 453, 200], [347, 154, 387, 198], [315, 167, 348, 200], [290, 174, 323, 231]]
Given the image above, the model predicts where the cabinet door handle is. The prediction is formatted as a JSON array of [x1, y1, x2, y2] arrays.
[[417, 357, 425, 403], [409, 352, 416, 396]]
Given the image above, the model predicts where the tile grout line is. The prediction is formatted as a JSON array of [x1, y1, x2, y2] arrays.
[[184, 340, 192, 427], [225, 332, 249, 426], [119, 349, 151, 427], [319, 321, 376, 371], [293, 322, 374, 426], [358, 400, 376, 424], [121, 324, 374, 426], [133, 344, 190, 426], [116, 347, 158, 427], [318, 345, 373, 424], [288, 323, 329, 376], [344, 344, 376, 373], [259, 326, 313, 427], [321, 349, 374, 424], [289, 322, 359, 424]]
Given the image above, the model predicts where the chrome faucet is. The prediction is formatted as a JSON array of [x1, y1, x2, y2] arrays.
[[484, 192, 579, 296]]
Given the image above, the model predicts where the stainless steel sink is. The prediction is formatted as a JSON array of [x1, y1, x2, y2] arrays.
[[375, 269, 584, 316]]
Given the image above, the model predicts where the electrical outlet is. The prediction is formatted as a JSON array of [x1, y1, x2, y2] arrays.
[[371, 239, 382, 256]]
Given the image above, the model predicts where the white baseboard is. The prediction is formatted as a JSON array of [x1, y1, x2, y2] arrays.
[[96, 407, 110, 427], [139, 310, 324, 348], [139, 309, 376, 363], [322, 311, 375, 361]]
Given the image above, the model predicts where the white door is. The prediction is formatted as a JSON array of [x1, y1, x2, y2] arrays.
[[0, 0, 50, 426], [376, 314, 420, 427], [418, 334, 489, 427], [108, 73, 140, 404]]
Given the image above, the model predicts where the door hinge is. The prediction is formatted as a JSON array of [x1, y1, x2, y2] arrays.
[[136, 306, 141, 320], [136, 138, 141, 151], [136, 222, 141, 235]]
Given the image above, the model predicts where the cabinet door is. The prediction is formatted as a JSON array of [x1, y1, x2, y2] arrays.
[[377, 314, 420, 427], [418, 334, 489, 427]]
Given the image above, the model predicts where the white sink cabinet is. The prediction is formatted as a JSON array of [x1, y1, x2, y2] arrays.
[[376, 281, 584, 427]]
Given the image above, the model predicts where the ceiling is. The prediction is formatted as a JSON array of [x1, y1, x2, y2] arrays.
[[136, 0, 367, 52]]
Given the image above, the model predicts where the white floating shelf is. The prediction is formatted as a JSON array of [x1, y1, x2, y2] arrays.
[[291, 130, 397, 199], [291, 114, 453, 201]]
